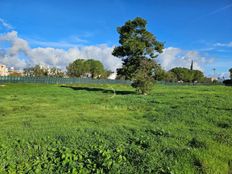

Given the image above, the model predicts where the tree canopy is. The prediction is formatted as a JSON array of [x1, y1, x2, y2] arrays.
[[66, 59, 109, 79], [229, 68, 232, 79], [85, 59, 105, 78], [66, 59, 88, 77], [113, 17, 164, 94], [169, 67, 204, 82]]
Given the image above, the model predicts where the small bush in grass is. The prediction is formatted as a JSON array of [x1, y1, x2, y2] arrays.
[[188, 138, 207, 149], [192, 157, 207, 174], [217, 122, 230, 128]]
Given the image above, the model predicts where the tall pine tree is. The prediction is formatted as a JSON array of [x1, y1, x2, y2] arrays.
[[113, 17, 164, 94]]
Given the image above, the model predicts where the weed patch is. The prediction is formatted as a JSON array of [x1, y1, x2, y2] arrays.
[[188, 138, 207, 149]]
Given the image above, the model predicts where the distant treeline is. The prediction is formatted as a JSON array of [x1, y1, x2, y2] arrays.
[[117, 62, 216, 83], [23, 59, 112, 79], [9, 58, 232, 84]]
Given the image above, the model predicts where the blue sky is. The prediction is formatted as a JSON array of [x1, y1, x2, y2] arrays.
[[0, 0, 232, 78]]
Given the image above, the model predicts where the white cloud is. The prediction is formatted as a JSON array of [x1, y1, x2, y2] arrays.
[[0, 31, 30, 56], [218, 72, 230, 79], [29, 39, 80, 48], [214, 42, 232, 48], [0, 31, 121, 71], [0, 31, 29, 68], [27, 45, 122, 71], [192, 3, 232, 22], [0, 18, 13, 30], [29, 35, 88, 48], [208, 3, 232, 16], [157, 47, 214, 71], [0, 54, 27, 68], [0, 31, 214, 74]]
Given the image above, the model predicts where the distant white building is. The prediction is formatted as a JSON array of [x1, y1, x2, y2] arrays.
[[210, 77, 218, 82], [0, 64, 9, 76], [108, 72, 117, 79]]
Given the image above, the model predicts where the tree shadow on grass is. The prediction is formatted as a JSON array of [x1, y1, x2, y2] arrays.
[[60, 86, 135, 95]]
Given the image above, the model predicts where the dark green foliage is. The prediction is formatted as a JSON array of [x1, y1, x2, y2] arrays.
[[223, 79, 232, 86], [192, 70, 205, 82], [113, 17, 164, 94], [131, 59, 156, 94], [228, 160, 232, 174], [192, 157, 207, 174], [229, 68, 232, 79], [66, 59, 86, 77], [217, 122, 230, 129], [188, 138, 207, 149], [153, 63, 177, 82], [153, 63, 167, 81], [85, 59, 105, 78], [66, 59, 109, 79], [190, 60, 193, 71], [112, 17, 163, 59], [170, 67, 204, 82]]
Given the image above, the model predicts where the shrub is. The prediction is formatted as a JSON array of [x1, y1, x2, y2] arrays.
[[223, 79, 232, 86]]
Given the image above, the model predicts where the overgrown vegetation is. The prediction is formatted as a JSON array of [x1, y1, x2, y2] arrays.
[[0, 83, 232, 173]]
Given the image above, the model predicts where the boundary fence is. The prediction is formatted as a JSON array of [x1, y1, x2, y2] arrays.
[[0, 76, 131, 85], [156, 81, 223, 86], [0, 76, 223, 86]]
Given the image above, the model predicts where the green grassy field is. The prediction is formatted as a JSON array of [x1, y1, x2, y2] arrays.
[[0, 83, 232, 173]]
